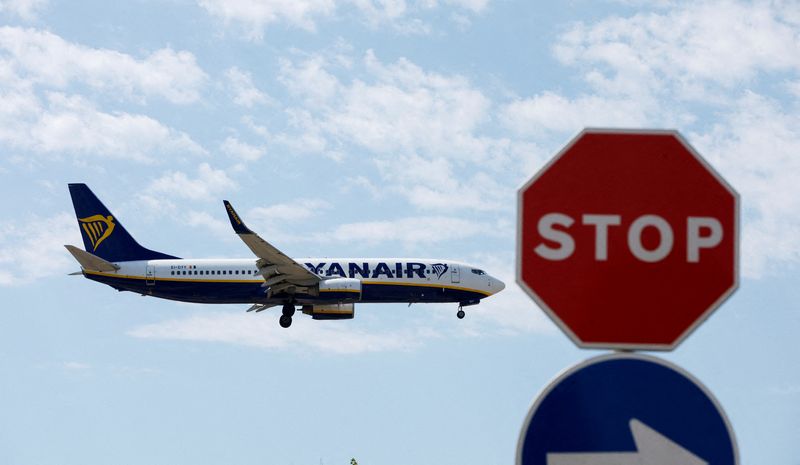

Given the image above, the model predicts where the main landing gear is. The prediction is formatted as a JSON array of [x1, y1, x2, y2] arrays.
[[279, 303, 296, 328], [457, 308, 466, 319]]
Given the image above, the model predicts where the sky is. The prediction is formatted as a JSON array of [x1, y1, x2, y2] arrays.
[[0, 0, 798, 464]]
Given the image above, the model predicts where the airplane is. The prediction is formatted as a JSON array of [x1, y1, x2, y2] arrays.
[[64, 183, 505, 328]]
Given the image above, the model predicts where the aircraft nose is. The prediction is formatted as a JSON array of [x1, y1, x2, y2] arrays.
[[492, 277, 506, 293]]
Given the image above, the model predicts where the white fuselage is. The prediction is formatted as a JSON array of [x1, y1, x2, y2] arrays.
[[84, 257, 504, 306]]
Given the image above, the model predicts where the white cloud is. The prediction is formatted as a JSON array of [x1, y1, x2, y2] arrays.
[[278, 55, 341, 104], [128, 311, 431, 354], [501, 92, 651, 137], [0, 27, 208, 104], [62, 361, 91, 371], [198, 0, 336, 39], [553, 2, 800, 100], [0, 212, 81, 286], [373, 154, 509, 212], [324, 50, 492, 161], [184, 210, 234, 238], [220, 136, 265, 161], [147, 163, 238, 202], [277, 50, 495, 160], [275, 50, 521, 212], [787, 80, 800, 98], [317, 215, 501, 246], [503, 1, 800, 137], [249, 198, 331, 222], [440, 0, 488, 12], [18, 93, 205, 161], [0, 29, 208, 163], [198, 0, 491, 40], [0, 0, 47, 20], [691, 92, 800, 278], [225, 66, 272, 107]]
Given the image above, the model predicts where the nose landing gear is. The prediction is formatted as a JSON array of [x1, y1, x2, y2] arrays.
[[457, 299, 480, 320]]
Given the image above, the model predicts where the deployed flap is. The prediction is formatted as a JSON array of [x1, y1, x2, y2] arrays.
[[64, 244, 120, 272], [223, 201, 320, 286]]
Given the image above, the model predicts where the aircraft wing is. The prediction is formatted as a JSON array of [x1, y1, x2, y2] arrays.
[[223, 200, 321, 288]]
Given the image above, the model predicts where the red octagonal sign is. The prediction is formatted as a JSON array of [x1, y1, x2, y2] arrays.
[[517, 129, 738, 350]]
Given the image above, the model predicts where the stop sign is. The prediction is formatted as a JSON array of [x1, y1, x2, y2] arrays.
[[517, 129, 738, 350]]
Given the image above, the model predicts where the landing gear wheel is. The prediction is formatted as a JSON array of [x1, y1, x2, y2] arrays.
[[279, 315, 293, 328], [457, 309, 465, 319], [282, 303, 296, 317]]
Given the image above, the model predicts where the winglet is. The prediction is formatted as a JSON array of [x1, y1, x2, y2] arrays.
[[223, 200, 253, 235]]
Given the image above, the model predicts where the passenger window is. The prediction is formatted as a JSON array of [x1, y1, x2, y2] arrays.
[[235, 270, 239, 275], [171, 271, 175, 275]]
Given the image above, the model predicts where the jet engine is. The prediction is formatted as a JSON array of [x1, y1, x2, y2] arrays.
[[318, 277, 362, 303], [302, 303, 355, 320]]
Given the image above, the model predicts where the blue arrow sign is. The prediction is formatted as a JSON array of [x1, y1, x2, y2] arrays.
[[517, 354, 738, 465]]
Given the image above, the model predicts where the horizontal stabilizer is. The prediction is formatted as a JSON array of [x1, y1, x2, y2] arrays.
[[64, 244, 120, 272]]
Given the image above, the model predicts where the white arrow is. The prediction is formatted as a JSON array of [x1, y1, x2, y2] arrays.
[[547, 418, 708, 465]]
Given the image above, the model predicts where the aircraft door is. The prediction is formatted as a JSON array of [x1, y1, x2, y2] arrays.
[[146, 264, 155, 286], [451, 265, 460, 283]]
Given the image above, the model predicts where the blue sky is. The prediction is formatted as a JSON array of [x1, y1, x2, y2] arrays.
[[0, 0, 798, 464]]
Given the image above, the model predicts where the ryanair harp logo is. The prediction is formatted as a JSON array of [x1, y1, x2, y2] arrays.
[[431, 263, 449, 279], [79, 215, 115, 251]]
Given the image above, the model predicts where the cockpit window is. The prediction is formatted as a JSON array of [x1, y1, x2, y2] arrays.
[[471, 269, 485, 275]]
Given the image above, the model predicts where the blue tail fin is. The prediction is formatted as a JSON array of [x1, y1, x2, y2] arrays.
[[68, 183, 179, 262]]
